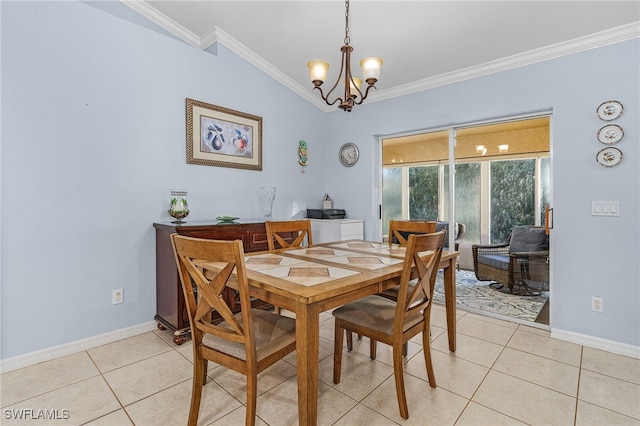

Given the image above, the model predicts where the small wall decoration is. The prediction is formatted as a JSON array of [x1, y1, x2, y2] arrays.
[[596, 100, 623, 121], [298, 140, 308, 173], [597, 124, 624, 144], [186, 98, 262, 170], [596, 147, 623, 167], [339, 142, 359, 167]]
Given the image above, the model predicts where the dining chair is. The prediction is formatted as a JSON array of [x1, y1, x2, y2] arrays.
[[388, 219, 437, 244], [171, 234, 297, 426], [265, 219, 313, 314], [265, 219, 313, 251], [332, 231, 446, 420], [347, 219, 437, 356]]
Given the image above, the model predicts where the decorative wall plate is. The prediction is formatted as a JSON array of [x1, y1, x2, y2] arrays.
[[596, 147, 623, 167], [597, 124, 624, 144], [339, 143, 359, 167], [596, 100, 623, 121]]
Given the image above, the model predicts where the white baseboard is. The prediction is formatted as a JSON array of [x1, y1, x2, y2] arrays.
[[0, 321, 158, 373], [551, 328, 640, 359]]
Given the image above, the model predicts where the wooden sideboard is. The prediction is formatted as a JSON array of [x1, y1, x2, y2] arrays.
[[153, 220, 286, 344]]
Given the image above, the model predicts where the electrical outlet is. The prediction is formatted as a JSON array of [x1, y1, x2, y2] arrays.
[[591, 296, 603, 312], [112, 289, 124, 305]]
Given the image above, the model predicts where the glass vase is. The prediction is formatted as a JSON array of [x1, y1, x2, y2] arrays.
[[168, 190, 189, 223], [258, 186, 276, 219]]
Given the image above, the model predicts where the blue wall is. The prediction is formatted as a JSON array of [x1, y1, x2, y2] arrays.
[[1, 1, 638, 360]]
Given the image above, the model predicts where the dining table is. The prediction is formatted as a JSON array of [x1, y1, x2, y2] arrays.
[[199, 239, 459, 426]]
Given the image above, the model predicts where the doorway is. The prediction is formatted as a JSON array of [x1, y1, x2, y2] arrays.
[[380, 115, 551, 326]]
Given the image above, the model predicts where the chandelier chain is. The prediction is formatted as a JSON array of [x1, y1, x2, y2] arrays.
[[344, 0, 350, 45]]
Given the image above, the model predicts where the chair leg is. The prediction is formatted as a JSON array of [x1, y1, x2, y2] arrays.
[[422, 324, 437, 388], [333, 321, 344, 384], [246, 370, 258, 426], [274, 306, 281, 315], [392, 343, 409, 419], [188, 354, 205, 426], [346, 330, 353, 351], [369, 338, 377, 360]]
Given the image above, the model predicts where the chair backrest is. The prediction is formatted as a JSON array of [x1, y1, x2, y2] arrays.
[[265, 219, 313, 251], [394, 231, 446, 333], [170, 234, 256, 359], [509, 225, 549, 253], [388, 220, 437, 246]]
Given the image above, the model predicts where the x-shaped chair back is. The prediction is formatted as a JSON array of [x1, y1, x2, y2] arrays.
[[388, 220, 437, 246], [171, 234, 255, 355], [394, 231, 446, 333], [265, 219, 313, 251]]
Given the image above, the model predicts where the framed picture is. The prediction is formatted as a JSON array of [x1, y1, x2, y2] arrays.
[[186, 98, 262, 170]]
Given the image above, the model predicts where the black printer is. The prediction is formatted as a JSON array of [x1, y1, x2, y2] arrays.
[[306, 209, 346, 219]]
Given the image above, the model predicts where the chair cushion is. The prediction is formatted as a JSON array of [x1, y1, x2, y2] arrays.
[[477, 254, 510, 270], [332, 295, 423, 335], [202, 309, 296, 361], [509, 226, 548, 253]]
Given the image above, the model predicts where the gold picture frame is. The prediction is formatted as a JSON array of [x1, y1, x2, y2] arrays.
[[186, 98, 262, 170]]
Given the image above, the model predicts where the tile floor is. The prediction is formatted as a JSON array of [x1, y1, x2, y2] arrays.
[[2, 305, 639, 425]]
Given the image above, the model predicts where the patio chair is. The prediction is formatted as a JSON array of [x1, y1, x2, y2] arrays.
[[472, 225, 549, 293]]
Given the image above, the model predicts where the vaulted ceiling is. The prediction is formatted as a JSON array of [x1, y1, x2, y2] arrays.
[[96, 1, 639, 111]]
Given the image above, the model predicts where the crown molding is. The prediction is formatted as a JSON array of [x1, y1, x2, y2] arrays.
[[120, 1, 639, 112], [120, 0, 201, 48], [372, 21, 640, 103]]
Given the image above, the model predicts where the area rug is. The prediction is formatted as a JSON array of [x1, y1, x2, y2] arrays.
[[432, 270, 548, 322]]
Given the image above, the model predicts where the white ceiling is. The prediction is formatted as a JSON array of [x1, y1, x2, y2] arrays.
[[109, 1, 639, 111]]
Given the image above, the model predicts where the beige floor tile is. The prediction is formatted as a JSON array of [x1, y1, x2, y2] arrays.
[[579, 369, 640, 420], [456, 401, 527, 426], [318, 351, 394, 401], [581, 346, 640, 385], [463, 311, 520, 330], [493, 347, 580, 396], [0, 352, 99, 407], [174, 344, 220, 372], [103, 350, 193, 406], [211, 406, 269, 426], [456, 315, 517, 346], [361, 373, 468, 425], [575, 400, 640, 426], [255, 376, 357, 426], [473, 370, 576, 425], [432, 331, 504, 368], [332, 403, 401, 425], [125, 378, 241, 426], [404, 349, 489, 399], [88, 332, 173, 373], [430, 304, 466, 331], [347, 337, 423, 366], [84, 409, 134, 425], [2, 376, 120, 426], [507, 328, 582, 366], [210, 359, 297, 404]]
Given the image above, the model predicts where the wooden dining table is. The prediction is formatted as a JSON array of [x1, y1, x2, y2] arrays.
[[200, 240, 459, 426]]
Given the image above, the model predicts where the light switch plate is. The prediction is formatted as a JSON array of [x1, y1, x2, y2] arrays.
[[592, 201, 620, 216]]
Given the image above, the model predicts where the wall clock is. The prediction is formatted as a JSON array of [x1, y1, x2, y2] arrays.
[[339, 143, 359, 167]]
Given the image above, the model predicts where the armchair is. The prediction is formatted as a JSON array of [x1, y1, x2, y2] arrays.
[[472, 226, 549, 293]]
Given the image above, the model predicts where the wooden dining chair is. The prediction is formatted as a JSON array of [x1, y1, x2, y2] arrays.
[[265, 219, 313, 251], [347, 219, 438, 356], [388, 219, 437, 245], [332, 231, 446, 420], [171, 234, 297, 426]]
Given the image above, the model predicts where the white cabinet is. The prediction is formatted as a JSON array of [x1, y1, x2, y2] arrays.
[[310, 219, 364, 244]]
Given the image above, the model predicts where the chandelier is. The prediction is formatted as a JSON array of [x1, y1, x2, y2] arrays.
[[307, 0, 383, 112]]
